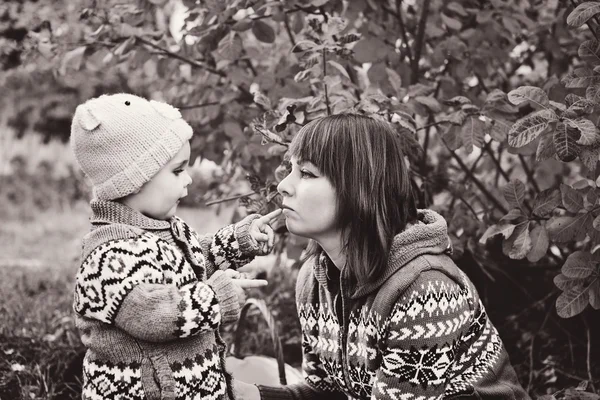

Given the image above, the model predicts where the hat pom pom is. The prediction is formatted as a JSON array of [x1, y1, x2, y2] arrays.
[[78, 106, 101, 131], [150, 100, 182, 120]]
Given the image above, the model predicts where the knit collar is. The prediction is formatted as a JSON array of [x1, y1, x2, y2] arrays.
[[89, 200, 172, 230], [312, 209, 451, 299]]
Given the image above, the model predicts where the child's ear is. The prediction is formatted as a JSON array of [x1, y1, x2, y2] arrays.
[[78, 106, 101, 131]]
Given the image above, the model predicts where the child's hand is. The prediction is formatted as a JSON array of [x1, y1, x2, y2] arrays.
[[224, 269, 268, 307], [249, 209, 282, 254]]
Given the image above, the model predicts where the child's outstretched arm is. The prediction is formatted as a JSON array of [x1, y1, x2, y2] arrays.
[[181, 209, 281, 275], [73, 233, 256, 342]]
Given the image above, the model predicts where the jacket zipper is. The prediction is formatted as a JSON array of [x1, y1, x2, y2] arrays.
[[338, 273, 355, 397]]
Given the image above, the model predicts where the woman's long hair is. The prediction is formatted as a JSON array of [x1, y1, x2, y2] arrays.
[[288, 113, 418, 287]]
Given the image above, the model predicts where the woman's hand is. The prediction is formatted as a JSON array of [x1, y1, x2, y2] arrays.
[[233, 379, 261, 400], [249, 209, 282, 254]]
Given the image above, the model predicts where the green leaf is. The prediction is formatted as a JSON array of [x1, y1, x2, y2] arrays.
[[566, 1, 600, 28], [502, 221, 531, 260], [231, 19, 253, 32], [556, 287, 590, 318], [562, 251, 596, 278], [532, 188, 561, 217], [253, 91, 272, 109], [414, 96, 442, 113], [527, 225, 549, 262], [507, 86, 549, 109], [479, 223, 516, 244], [386, 68, 403, 96], [547, 214, 592, 242], [560, 183, 585, 213], [586, 82, 600, 102], [217, 32, 243, 60], [461, 116, 486, 153], [328, 60, 350, 80], [500, 208, 527, 223], [580, 145, 600, 171], [554, 121, 581, 162], [564, 67, 600, 88], [503, 179, 526, 209], [536, 132, 556, 161], [579, 39, 600, 65], [447, 2, 468, 17], [59, 46, 87, 75], [252, 20, 276, 43], [326, 17, 347, 37], [442, 124, 463, 150], [443, 96, 472, 106], [353, 37, 388, 63], [441, 13, 462, 30], [508, 109, 555, 148], [338, 33, 360, 45], [564, 118, 600, 145], [554, 273, 583, 291]]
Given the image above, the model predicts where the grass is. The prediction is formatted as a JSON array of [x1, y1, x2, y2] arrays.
[[0, 201, 236, 400]]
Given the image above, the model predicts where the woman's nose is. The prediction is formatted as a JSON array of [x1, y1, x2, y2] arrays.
[[277, 173, 293, 197]]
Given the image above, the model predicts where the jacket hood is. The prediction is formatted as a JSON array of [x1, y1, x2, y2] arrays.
[[312, 209, 452, 299]]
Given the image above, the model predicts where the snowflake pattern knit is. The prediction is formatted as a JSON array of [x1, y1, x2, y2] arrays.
[[257, 210, 530, 400]]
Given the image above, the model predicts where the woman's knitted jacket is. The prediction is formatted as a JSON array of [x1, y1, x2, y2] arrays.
[[73, 200, 262, 400], [258, 209, 530, 400]]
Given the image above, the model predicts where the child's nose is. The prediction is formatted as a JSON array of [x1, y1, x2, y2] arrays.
[[184, 171, 192, 187]]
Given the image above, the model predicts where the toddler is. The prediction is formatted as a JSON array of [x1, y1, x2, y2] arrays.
[[70, 93, 280, 400]]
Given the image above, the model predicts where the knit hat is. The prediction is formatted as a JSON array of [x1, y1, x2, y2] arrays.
[[70, 93, 193, 201]]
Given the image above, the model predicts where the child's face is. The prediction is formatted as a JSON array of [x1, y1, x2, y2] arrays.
[[121, 141, 192, 220]]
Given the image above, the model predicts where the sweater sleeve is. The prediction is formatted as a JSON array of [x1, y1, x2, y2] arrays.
[[189, 214, 263, 276], [73, 235, 223, 342], [371, 271, 471, 400], [256, 331, 348, 400]]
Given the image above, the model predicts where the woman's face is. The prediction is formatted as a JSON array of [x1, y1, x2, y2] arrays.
[[277, 156, 339, 241]]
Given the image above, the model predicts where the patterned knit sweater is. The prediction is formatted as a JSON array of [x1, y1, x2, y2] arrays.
[[258, 210, 530, 400], [73, 200, 262, 400]]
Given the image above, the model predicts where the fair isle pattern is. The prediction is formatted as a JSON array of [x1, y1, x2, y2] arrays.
[[171, 347, 228, 400], [381, 341, 457, 387], [171, 216, 208, 280], [347, 363, 375, 398], [82, 358, 144, 400], [207, 223, 254, 270], [388, 278, 471, 326], [75, 233, 194, 324], [175, 282, 221, 337], [446, 314, 504, 396], [372, 380, 444, 400], [298, 303, 341, 358], [347, 306, 382, 362]]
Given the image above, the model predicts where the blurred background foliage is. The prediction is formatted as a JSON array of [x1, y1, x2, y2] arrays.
[[1, 0, 600, 399]]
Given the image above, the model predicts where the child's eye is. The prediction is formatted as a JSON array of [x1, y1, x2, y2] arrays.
[[173, 169, 184, 176]]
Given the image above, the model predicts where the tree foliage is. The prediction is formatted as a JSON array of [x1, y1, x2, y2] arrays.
[[3, 0, 600, 396]]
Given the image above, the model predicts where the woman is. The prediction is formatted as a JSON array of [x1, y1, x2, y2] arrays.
[[235, 114, 530, 400]]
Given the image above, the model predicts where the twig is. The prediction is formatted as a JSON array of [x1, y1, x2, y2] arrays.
[[394, 0, 413, 65], [442, 138, 509, 214], [416, 120, 448, 131], [205, 191, 255, 206], [135, 36, 225, 77], [322, 48, 331, 115], [527, 302, 553, 392], [283, 14, 296, 47], [518, 154, 541, 194], [583, 315, 597, 393], [411, 0, 430, 84], [176, 101, 220, 110]]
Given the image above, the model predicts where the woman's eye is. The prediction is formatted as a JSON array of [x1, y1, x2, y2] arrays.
[[300, 169, 315, 178]]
